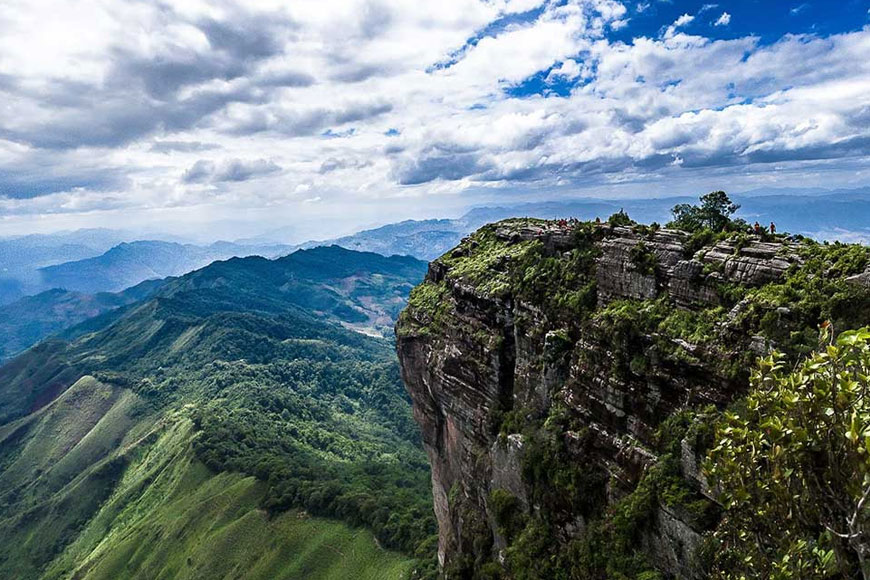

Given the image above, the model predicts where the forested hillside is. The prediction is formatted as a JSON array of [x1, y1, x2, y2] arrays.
[[0, 279, 167, 362], [0, 246, 435, 579]]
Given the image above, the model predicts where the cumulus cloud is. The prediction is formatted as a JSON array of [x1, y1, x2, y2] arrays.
[[0, 0, 867, 236], [546, 59, 583, 81], [663, 13, 695, 38]]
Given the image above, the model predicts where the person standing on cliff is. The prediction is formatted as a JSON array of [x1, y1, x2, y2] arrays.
[[770, 222, 776, 234]]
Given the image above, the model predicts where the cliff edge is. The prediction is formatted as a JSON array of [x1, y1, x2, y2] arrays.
[[396, 218, 870, 578]]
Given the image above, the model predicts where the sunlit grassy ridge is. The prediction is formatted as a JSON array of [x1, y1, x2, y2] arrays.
[[39, 408, 411, 580], [0, 246, 432, 578]]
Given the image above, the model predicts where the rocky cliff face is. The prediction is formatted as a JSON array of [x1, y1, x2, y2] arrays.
[[396, 219, 827, 578]]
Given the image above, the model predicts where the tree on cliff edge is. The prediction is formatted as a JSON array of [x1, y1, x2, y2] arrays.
[[669, 190, 741, 232]]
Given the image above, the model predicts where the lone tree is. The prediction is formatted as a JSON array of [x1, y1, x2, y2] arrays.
[[668, 190, 740, 232]]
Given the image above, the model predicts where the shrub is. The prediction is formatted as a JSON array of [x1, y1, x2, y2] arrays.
[[608, 209, 633, 227], [490, 489, 527, 541], [706, 327, 870, 579], [630, 241, 657, 275]]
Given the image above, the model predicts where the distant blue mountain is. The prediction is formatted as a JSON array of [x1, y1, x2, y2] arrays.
[[38, 240, 295, 294], [0, 278, 167, 362], [0, 229, 182, 303], [305, 189, 870, 260]]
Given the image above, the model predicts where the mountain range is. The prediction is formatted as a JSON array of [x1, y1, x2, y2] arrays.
[[0, 245, 433, 579], [0, 237, 295, 305], [0, 279, 168, 363], [38, 240, 294, 294], [305, 189, 870, 260], [5, 188, 870, 372]]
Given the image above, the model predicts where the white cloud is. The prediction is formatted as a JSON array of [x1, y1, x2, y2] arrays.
[[0, 0, 867, 238], [663, 13, 694, 39], [546, 59, 583, 82], [673, 13, 695, 27]]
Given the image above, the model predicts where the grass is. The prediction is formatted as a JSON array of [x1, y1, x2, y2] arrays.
[[437, 224, 541, 297], [50, 418, 413, 580], [0, 375, 412, 580], [399, 281, 451, 336], [0, 376, 133, 517], [58, 463, 412, 580]]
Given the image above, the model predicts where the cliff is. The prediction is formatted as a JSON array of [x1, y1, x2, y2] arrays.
[[396, 218, 870, 578]]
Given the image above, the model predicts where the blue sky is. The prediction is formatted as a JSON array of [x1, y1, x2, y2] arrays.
[[613, 1, 869, 44], [503, 1, 870, 98], [0, 0, 868, 240]]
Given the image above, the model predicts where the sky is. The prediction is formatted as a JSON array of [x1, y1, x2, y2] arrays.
[[0, 0, 869, 241]]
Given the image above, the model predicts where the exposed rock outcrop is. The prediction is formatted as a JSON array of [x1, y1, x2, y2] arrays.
[[396, 219, 814, 578]]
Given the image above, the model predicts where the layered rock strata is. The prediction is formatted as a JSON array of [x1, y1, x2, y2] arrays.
[[397, 219, 807, 577]]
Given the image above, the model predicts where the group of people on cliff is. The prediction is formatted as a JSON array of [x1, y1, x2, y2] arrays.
[[754, 221, 776, 234]]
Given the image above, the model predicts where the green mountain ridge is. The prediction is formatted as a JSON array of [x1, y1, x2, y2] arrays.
[[0, 243, 426, 371], [0, 279, 168, 363], [0, 245, 434, 579]]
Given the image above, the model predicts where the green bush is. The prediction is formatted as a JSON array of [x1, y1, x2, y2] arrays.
[[608, 209, 633, 227], [707, 327, 870, 579], [490, 489, 527, 541], [630, 241, 657, 275]]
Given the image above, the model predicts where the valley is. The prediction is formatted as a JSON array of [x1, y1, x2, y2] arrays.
[[5, 199, 870, 579], [0, 246, 435, 579]]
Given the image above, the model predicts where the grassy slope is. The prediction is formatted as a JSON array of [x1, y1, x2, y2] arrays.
[[0, 375, 411, 579], [49, 418, 411, 580], [0, 250, 426, 579], [0, 246, 431, 578], [0, 376, 145, 578]]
